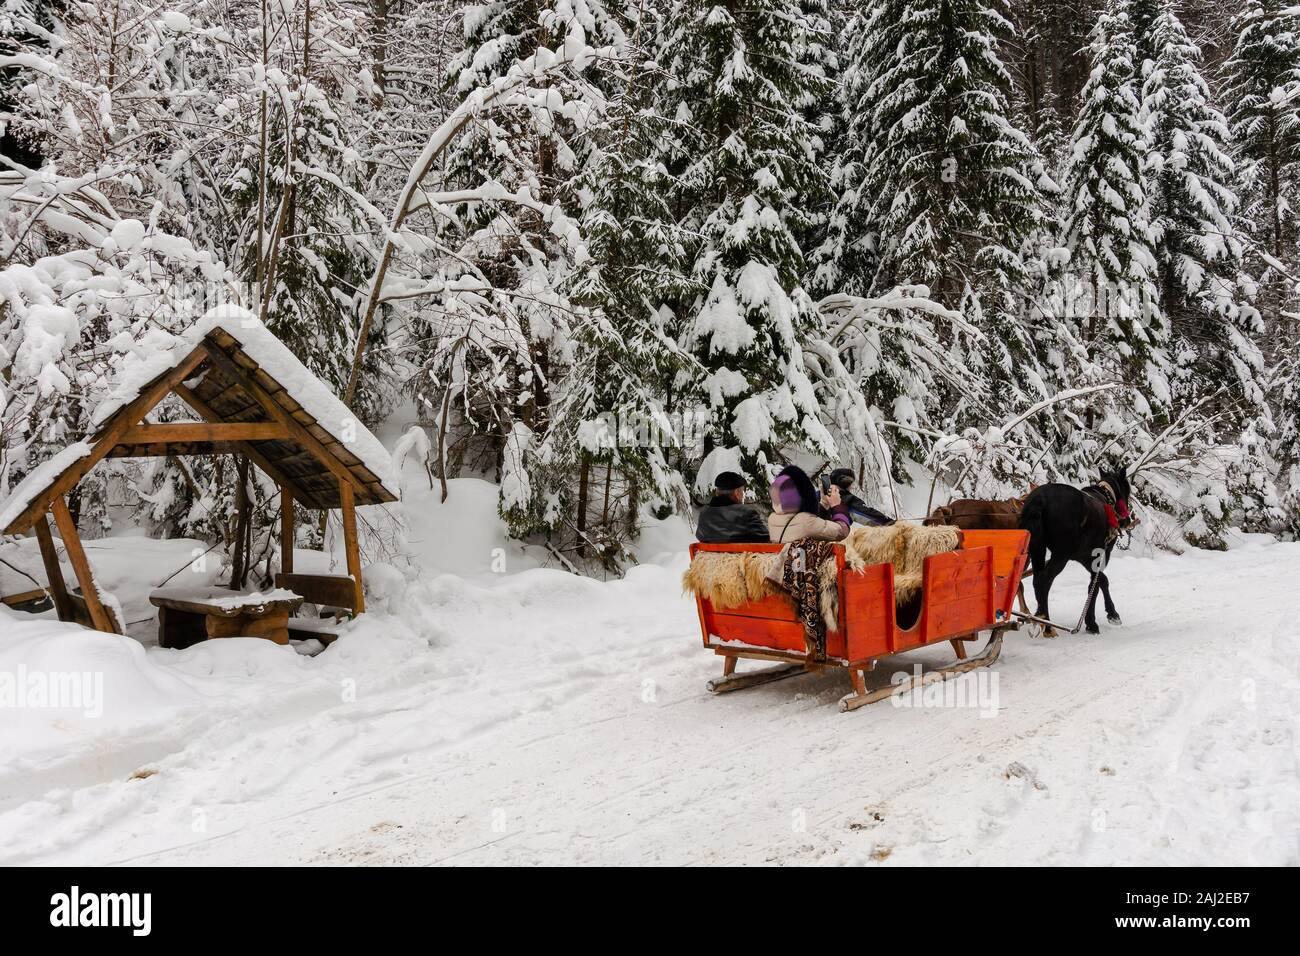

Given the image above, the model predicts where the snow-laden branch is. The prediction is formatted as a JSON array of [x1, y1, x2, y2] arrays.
[[923, 383, 1127, 501], [342, 28, 615, 406], [817, 285, 977, 341], [378, 275, 493, 303], [998, 383, 1122, 435], [1127, 386, 1234, 479]]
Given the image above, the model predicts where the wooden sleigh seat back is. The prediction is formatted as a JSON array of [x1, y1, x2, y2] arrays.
[[690, 529, 1029, 667]]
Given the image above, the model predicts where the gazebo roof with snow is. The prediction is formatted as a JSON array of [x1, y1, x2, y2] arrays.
[[0, 306, 397, 636], [1, 306, 398, 536]]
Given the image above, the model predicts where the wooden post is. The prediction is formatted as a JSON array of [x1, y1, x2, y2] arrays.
[[32, 512, 73, 622], [576, 458, 589, 557], [339, 480, 364, 614], [50, 496, 114, 634], [231, 455, 250, 589], [280, 486, 294, 574]]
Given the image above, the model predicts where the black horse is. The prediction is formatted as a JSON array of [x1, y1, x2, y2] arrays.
[[1017, 466, 1134, 636]]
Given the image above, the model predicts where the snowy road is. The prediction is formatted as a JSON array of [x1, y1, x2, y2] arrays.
[[2, 535, 1298, 866]]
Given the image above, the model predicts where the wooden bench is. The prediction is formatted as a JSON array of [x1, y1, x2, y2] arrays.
[[275, 573, 360, 616], [275, 572, 361, 645], [284, 616, 345, 646], [151, 587, 304, 649]]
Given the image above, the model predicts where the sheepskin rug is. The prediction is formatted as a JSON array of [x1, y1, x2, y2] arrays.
[[680, 551, 783, 610], [683, 524, 962, 631], [842, 523, 962, 603]]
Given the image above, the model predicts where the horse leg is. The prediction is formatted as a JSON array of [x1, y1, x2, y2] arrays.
[[1033, 553, 1069, 637], [1099, 570, 1120, 624], [1080, 560, 1102, 634], [1016, 567, 1033, 615]]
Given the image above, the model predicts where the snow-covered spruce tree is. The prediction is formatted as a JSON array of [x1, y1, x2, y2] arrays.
[[1131, 2, 1279, 542], [546, 11, 697, 563], [790, 0, 838, 257], [816, 0, 1054, 466], [408, 2, 625, 538], [1223, 0, 1300, 534], [223, 0, 391, 422], [1134, 3, 1266, 410], [653, 0, 840, 488], [1058, 3, 1172, 439], [1273, 351, 1300, 534], [1223, 0, 1300, 342]]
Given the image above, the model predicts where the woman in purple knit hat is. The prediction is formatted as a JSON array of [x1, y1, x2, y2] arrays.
[[766, 465, 851, 544]]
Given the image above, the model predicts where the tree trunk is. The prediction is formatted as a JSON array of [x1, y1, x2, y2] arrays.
[[576, 458, 590, 557]]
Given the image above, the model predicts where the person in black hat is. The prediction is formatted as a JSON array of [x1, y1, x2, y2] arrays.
[[696, 471, 770, 544], [828, 468, 895, 526]]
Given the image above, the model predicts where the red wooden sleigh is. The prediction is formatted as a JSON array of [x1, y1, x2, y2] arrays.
[[690, 530, 1030, 711]]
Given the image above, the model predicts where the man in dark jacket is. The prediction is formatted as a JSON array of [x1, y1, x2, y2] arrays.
[[828, 468, 895, 526], [696, 472, 770, 544]]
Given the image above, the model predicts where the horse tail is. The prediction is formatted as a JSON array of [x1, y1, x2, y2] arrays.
[[1018, 491, 1048, 575]]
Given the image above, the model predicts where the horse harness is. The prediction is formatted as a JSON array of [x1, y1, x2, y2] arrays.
[[1082, 481, 1124, 544]]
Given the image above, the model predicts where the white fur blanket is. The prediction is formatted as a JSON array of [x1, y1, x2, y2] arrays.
[[683, 524, 962, 631]]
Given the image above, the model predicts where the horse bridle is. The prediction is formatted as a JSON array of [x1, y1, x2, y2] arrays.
[[1084, 480, 1137, 538]]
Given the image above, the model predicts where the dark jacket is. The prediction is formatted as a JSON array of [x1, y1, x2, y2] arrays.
[[841, 490, 894, 526], [696, 496, 771, 544]]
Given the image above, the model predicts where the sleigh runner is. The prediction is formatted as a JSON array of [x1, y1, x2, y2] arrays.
[[688, 529, 1030, 711]]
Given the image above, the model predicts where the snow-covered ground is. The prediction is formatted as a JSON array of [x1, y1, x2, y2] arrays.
[[1, 467, 1297, 866]]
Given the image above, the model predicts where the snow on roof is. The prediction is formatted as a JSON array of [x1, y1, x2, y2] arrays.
[[0, 305, 397, 534], [95, 304, 396, 498], [0, 441, 93, 536]]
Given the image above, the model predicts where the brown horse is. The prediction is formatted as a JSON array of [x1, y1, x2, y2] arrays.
[[924, 496, 1027, 531], [926, 496, 1031, 614]]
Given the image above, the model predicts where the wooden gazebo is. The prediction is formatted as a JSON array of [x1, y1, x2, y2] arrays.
[[0, 309, 398, 641]]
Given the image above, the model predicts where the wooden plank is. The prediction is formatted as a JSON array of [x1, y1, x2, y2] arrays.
[[32, 514, 74, 622], [50, 497, 115, 634], [0, 587, 49, 607], [705, 613, 806, 652], [205, 610, 290, 645], [275, 573, 358, 611], [157, 605, 209, 650], [201, 341, 363, 492], [840, 632, 1005, 712], [150, 593, 301, 618], [2, 345, 208, 534], [707, 662, 807, 694], [120, 422, 289, 443], [924, 597, 993, 643], [339, 481, 365, 614], [698, 592, 800, 623], [280, 487, 294, 574], [108, 441, 262, 458], [287, 620, 342, 645], [171, 383, 320, 507], [230, 455, 250, 589], [842, 562, 893, 662]]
